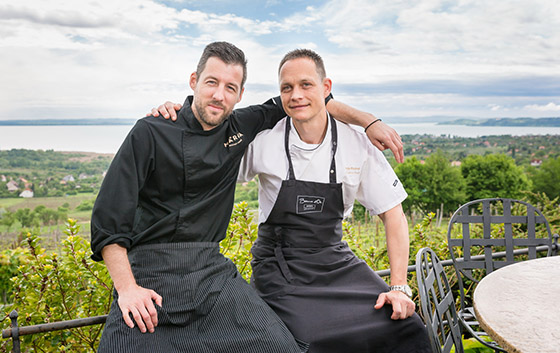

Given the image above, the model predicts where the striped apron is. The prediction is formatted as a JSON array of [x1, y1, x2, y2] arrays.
[[98, 242, 305, 353]]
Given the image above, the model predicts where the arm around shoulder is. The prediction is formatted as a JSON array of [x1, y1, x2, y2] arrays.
[[326, 100, 404, 163]]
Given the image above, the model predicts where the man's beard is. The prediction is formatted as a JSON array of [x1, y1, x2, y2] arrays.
[[194, 99, 231, 128]]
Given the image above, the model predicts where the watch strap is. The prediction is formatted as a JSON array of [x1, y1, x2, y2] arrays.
[[389, 284, 412, 298]]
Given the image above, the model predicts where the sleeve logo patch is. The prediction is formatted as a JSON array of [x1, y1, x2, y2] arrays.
[[393, 179, 399, 187], [296, 195, 325, 214]]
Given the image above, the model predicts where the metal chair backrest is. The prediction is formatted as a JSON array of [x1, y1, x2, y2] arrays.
[[416, 247, 464, 353], [447, 198, 553, 308]]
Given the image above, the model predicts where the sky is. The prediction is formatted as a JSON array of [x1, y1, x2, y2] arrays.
[[1, 0, 560, 122]]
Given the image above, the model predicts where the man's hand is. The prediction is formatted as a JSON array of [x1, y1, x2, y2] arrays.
[[147, 101, 182, 121], [117, 284, 163, 333], [374, 290, 415, 320], [365, 121, 404, 163]]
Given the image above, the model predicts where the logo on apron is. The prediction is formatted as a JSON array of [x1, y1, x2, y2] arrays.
[[296, 195, 325, 214]]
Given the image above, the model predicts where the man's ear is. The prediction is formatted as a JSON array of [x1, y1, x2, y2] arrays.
[[189, 72, 198, 90], [323, 77, 332, 98]]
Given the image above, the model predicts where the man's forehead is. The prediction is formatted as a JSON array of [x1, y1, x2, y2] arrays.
[[199, 57, 243, 84], [279, 58, 320, 82]]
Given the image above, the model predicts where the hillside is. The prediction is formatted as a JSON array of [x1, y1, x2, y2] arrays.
[[439, 117, 560, 126]]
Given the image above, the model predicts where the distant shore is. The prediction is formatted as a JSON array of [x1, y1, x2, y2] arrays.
[[0, 119, 136, 126], [438, 117, 560, 127], [1, 117, 559, 127]]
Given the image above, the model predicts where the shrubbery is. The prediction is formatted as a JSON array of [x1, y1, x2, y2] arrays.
[[220, 201, 258, 281], [3, 197, 558, 352], [1, 220, 112, 352], [0, 248, 28, 304]]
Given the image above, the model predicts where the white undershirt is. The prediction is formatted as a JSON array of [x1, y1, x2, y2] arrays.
[[238, 115, 407, 224]]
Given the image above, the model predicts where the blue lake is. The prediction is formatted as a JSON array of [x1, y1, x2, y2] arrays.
[[1, 123, 559, 154]]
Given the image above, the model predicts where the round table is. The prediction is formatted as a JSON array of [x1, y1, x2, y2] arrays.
[[473, 256, 560, 353]]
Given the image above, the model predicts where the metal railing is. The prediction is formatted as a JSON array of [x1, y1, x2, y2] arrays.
[[377, 242, 557, 277], [2, 312, 106, 353], [2, 240, 557, 353]]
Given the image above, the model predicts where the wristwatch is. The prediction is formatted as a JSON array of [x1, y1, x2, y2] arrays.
[[389, 284, 412, 298]]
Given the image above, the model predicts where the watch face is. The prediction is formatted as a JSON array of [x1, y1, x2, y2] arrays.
[[404, 285, 412, 297]]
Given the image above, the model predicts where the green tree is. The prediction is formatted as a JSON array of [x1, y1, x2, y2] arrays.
[[351, 201, 368, 222], [422, 151, 467, 214], [530, 156, 560, 199], [34, 205, 52, 226], [461, 154, 530, 200], [394, 156, 428, 216], [57, 206, 69, 224], [395, 153, 466, 215], [14, 208, 36, 228], [47, 209, 59, 226], [0, 211, 16, 232]]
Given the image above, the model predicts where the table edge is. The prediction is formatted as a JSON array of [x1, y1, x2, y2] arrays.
[[473, 299, 520, 353]]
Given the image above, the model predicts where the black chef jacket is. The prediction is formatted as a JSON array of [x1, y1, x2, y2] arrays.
[[90, 95, 285, 261]]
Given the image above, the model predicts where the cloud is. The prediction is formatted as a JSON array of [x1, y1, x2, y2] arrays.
[[0, 5, 116, 28], [524, 102, 560, 111], [313, 0, 560, 74], [176, 8, 282, 35], [1, 0, 559, 121], [0, 2, 184, 49]]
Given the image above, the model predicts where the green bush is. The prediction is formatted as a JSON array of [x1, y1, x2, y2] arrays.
[[5, 201, 545, 352], [343, 211, 457, 303], [0, 206, 259, 352], [220, 201, 257, 281], [75, 199, 95, 212], [1, 220, 112, 353], [0, 247, 29, 304]]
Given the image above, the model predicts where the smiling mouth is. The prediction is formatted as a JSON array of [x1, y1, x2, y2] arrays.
[[290, 104, 309, 109], [207, 103, 225, 112]]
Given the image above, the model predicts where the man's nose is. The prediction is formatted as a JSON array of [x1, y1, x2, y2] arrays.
[[212, 86, 226, 101], [291, 86, 303, 100]]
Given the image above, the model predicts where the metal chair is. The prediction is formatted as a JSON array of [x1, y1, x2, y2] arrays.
[[415, 247, 463, 353], [447, 198, 556, 352]]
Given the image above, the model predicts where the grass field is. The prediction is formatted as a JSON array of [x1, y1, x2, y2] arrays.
[[0, 193, 95, 213], [0, 194, 96, 248]]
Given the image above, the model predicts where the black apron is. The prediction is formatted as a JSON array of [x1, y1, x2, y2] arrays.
[[251, 116, 431, 353], [98, 242, 305, 353]]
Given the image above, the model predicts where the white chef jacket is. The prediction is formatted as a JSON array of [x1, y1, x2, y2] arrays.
[[238, 115, 407, 224]]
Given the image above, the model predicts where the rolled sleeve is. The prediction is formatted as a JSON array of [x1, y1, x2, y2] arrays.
[[90, 230, 132, 262]]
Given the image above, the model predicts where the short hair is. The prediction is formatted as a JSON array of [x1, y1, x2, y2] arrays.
[[196, 41, 248, 88], [278, 49, 326, 80]]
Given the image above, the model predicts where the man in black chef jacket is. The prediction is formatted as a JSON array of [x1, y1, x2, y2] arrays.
[[91, 41, 402, 353]]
